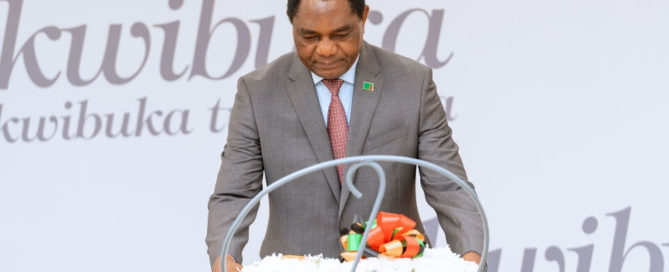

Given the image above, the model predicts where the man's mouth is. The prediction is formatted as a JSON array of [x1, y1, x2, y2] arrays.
[[315, 60, 341, 70]]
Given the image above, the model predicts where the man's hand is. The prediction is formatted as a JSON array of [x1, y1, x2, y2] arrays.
[[463, 251, 481, 264], [212, 255, 243, 272]]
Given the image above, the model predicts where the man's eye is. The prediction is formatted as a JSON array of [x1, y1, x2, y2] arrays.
[[303, 36, 318, 41], [332, 33, 349, 39]]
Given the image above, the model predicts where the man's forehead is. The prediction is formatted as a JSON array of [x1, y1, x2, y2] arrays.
[[298, 24, 352, 35], [303, 0, 341, 9]]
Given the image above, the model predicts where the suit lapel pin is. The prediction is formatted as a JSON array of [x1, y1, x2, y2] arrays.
[[362, 82, 375, 91]]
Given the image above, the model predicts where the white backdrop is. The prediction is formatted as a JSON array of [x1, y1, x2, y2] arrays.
[[1, 0, 668, 271]]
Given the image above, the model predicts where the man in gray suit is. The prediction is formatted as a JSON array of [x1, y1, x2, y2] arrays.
[[206, 0, 483, 271]]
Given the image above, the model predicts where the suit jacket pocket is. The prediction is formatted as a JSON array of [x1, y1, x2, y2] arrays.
[[365, 125, 409, 152]]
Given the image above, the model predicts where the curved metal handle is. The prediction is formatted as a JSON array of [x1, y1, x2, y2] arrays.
[[220, 155, 489, 272], [344, 161, 386, 272]]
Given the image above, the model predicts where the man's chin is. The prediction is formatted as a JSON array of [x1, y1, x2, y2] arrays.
[[313, 69, 345, 80]]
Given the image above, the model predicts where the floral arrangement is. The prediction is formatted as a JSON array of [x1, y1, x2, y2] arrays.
[[241, 247, 478, 272], [241, 212, 479, 272]]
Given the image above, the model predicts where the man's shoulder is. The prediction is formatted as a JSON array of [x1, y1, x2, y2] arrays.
[[365, 43, 431, 75], [239, 51, 296, 84]]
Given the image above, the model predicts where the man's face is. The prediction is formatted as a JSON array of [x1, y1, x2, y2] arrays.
[[291, 0, 369, 79]]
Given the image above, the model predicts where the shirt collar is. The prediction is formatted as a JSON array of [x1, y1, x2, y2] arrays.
[[311, 55, 360, 85]]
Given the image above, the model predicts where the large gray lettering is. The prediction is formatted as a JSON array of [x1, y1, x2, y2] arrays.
[[545, 246, 565, 272], [104, 113, 133, 138], [63, 25, 100, 86], [209, 99, 232, 133], [367, 10, 383, 26], [76, 100, 102, 140], [0, 0, 22, 89], [154, 0, 188, 81], [520, 248, 537, 272], [609, 207, 664, 271], [163, 109, 192, 136], [0, 21, 62, 88], [20, 116, 58, 142], [191, 0, 251, 80], [0, 104, 19, 142], [486, 249, 501, 272], [382, 9, 453, 68], [63, 22, 151, 86], [567, 216, 597, 272], [135, 97, 163, 136], [101, 23, 151, 84], [61, 101, 75, 140], [250, 16, 275, 69]]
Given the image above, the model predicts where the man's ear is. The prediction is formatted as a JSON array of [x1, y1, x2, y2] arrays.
[[360, 5, 370, 33]]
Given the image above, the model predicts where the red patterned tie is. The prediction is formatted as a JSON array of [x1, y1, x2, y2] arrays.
[[322, 79, 347, 183]]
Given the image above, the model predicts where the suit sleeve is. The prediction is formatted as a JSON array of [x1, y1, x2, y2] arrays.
[[206, 77, 264, 265], [416, 68, 484, 255]]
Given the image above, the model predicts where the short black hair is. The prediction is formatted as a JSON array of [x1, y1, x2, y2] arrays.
[[287, 0, 366, 23]]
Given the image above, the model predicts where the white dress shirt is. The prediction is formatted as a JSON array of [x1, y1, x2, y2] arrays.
[[310, 56, 359, 126]]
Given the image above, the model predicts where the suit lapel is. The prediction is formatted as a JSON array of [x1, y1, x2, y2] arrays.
[[285, 54, 341, 202], [339, 43, 384, 217]]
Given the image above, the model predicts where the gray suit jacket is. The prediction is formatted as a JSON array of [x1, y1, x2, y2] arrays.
[[206, 42, 483, 265]]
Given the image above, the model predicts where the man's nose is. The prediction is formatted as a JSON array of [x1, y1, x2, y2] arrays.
[[316, 38, 337, 57]]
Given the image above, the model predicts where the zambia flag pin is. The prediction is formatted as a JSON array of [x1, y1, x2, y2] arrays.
[[363, 82, 375, 91]]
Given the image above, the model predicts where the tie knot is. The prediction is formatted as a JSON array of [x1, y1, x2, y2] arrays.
[[322, 79, 344, 96]]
